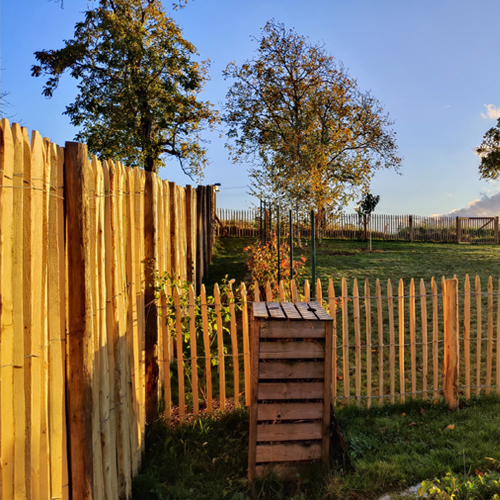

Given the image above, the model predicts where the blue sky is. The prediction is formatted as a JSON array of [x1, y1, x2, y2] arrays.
[[2, 0, 500, 215]]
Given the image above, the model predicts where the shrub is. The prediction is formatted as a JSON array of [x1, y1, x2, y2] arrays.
[[244, 235, 307, 295]]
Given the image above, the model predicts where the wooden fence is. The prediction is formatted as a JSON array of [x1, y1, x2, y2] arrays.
[[158, 274, 500, 421], [0, 119, 216, 500], [216, 209, 500, 244]]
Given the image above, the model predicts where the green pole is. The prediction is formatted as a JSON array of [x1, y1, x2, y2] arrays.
[[277, 206, 281, 285], [259, 199, 262, 242], [263, 200, 266, 241], [311, 209, 316, 300], [289, 210, 293, 281]]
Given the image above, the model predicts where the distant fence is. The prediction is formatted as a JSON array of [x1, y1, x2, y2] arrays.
[[0, 120, 216, 500], [216, 209, 500, 244], [158, 274, 500, 421]]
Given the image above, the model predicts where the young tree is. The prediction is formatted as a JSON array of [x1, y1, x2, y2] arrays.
[[356, 192, 380, 247], [32, 0, 219, 176], [223, 20, 401, 212], [476, 118, 500, 180]]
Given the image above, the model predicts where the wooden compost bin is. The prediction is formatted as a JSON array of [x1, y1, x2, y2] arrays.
[[248, 301, 333, 481]]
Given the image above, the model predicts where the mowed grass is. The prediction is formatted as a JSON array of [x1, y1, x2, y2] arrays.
[[299, 239, 500, 290], [204, 237, 500, 292], [133, 396, 500, 500]]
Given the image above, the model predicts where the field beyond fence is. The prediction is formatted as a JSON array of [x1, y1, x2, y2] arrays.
[[216, 208, 500, 244], [159, 274, 500, 420]]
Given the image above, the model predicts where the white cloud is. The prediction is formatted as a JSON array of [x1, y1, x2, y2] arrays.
[[481, 104, 500, 120], [443, 191, 500, 217]]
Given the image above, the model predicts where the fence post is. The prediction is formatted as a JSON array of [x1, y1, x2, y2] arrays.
[[495, 217, 499, 245], [409, 215, 413, 242], [444, 278, 459, 410], [456, 217, 460, 243], [145, 172, 159, 423], [65, 142, 94, 499]]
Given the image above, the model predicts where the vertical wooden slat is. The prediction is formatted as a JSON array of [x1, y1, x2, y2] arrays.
[[247, 310, 261, 483], [476, 276, 482, 396], [28, 131, 46, 500], [291, 279, 298, 303], [409, 278, 416, 399], [89, 157, 104, 500], [444, 279, 459, 410], [376, 279, 383, 405], [432, 277, 439, 401], [398, 279, 405, 403], [137, 170, 146, 449], [10, 124, 26, 500], [316, 278, 322, 305], [1, 119, 15, 500], [353, 279, 361, 405], [420, 279, 428, 398], [214, 284, 226, 410], [279, 281, 285, 302], [125, 169, 140, 470], [228, 284, 239, 407], [144, 171, 159, 423], [342, 277, 350, 403], [113, 162, 133, 498], [266, 280, 273, 302], [241, 283, 251, 407], [388, 279, 395, 403], [65, 142, 94, 500], [304, 280, 311, 302], [102, 161, 119, 498], [189, 285, 199, 415], [464, 275, 471, 400], [95, 158, 116, 500], [173, 287, 185, 418], [21, 126, 32, 499], [487, 276, 493, 395], [200, 286, 212, 412], [365, 279, 372, 408], [329, 279, 337, 404], [254, 280, 260, 302]]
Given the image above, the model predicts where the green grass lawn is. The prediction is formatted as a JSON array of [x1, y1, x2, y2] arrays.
[[133, 396, 500, 500]]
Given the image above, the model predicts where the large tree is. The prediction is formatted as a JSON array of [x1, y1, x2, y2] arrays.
[[476, 118, 500, 180], [223, 20, 401, 211], [32, 0, 218, 175]]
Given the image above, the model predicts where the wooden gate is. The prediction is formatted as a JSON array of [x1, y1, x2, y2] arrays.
[[248, 301, 333, 481], [457, 217, 499, 244]]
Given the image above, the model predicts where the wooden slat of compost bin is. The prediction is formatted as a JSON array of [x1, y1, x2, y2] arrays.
[[308, 301, 332, 321], [267, 302, 286, 319], [257, 402, 323, 421], [256, 443, 322, 463], [253, 302, 269, 318], [258, 382, 324, 400], [255, 463, 317, 481], [260, 321, 326, 339], [258, 361, 325, 379], [281, 302, 302, 320], [259, 342, 324, 359], [295, 302, 318, 321], [257, 423, 322, 442]]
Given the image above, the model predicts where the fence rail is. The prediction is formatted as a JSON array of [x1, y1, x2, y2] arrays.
[[157, 274, 500, 421], [216, 209, 500, 244], [0, 120, 217, 500]]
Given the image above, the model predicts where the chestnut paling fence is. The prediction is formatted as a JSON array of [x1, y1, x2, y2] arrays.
[[216, 208, 500, 244], [159, 274, 500, 420], [0, 120, 217, 500]]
